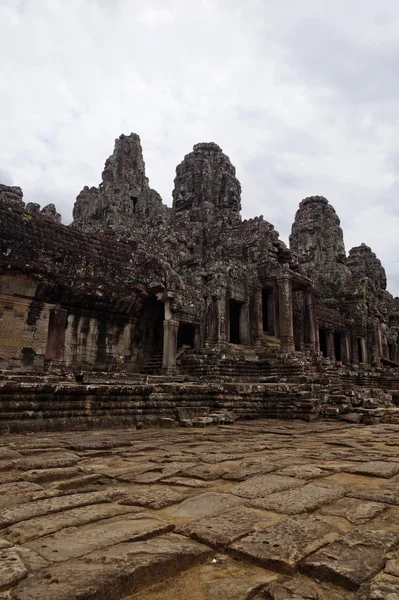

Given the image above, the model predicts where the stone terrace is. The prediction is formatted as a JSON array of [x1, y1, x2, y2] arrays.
[[2, 421, 399, 599]]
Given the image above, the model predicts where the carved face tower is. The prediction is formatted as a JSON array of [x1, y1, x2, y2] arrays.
[[290, 196, 350, 297], [172, 142, 242, 225]]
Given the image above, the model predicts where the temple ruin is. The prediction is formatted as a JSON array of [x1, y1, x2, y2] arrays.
[[1, 133, 399, 431]]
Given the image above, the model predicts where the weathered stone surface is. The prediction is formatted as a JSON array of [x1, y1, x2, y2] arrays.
[[248, 483, 346, 514], [178, 507, 261, 550], [275, 465, 327, 480], [0, 482, 43, 495], [167, 492, 243, 518], [230, 515, 342, 572], [14, 453, 80, 471], [202, 578, 267, 599], [343, 462, 399, 478], [320, 497, 387, 524], [231, 475, 303, 499], [26, 513, 173, 562], [5, 503, 143, 544], [0, 548, 27, 590], [301, 529, 399, 589], [10, 535, 213, 600], [356, 577, 399, 600], [40, 203, 61, 223], [118, 485, 191, 510], [0, 490, 119, 528]]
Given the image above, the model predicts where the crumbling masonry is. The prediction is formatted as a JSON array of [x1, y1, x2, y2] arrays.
[[1, 134, 399, 431]]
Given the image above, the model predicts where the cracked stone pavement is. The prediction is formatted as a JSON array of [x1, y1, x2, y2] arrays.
[[1, 420, 399, 599]]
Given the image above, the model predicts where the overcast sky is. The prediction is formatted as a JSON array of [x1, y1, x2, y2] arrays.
[[2, 0, 399, 294]]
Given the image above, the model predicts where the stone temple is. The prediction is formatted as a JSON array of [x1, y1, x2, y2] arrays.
[[1, 133, 399, 431]]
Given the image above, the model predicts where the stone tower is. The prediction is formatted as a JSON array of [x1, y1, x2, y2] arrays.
[[172, 142, 242, 225], [72, 133, 169, 234], [290, 196, 350, 298]]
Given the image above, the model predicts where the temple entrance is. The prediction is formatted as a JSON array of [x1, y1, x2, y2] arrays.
[[138, 297, 164, 357], [319, 328, 328, 357], [177, 322, 196, 348], [229, 300, 242, 344], [334, 332, 342, 362]]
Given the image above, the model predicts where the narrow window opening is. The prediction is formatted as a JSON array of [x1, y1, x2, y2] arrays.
[[131, 196, 138, 214]]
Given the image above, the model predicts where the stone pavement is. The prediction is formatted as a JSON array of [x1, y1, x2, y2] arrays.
[[2, 421, 399, 599]]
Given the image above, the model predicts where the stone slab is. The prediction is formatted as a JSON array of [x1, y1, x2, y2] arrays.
[[356, 577, 399, 599], [275, 465, 327, 480], [5, 503, 143, 544], [230, 515, 342, 573], [0, 482, 43, 495], [14, 453, 80, 471], [320, 497, 387, 524], [248, 483, 346, 514], [118, 485, 191, 510], [10, 534, 213, 600], [300, 528, 399, 590], [0, 490, 119, 528], [0, 548, 27, 591], [230, 475, 303, 499], [343, 462, 399, 478], [167, 492, 243, 518], [202, 578, 267, 599], [178, 507, 261, 550], [26, 513, 173, 562]]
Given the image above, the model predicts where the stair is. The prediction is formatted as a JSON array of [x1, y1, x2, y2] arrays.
[[140, 353, 163, 375]]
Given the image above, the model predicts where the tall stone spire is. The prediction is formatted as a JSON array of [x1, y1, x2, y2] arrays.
[[172, 142, 242, 225], [290, 196, 350, 298], [72, 133, 169, 234]]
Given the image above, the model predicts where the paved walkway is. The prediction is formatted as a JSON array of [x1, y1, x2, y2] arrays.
[[1, 420, 399, 599]]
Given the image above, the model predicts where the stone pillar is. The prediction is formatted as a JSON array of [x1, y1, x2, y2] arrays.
[[277, 275, 295, 352], [162, 318, 179, 372], [304, 290, 317, 353], [326, 330, 335, 360], [218, 297, 227, 344], [239, 302, 250, 345], [254, 289, 263, 346]]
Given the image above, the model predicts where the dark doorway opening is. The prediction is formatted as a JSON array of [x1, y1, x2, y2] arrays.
[[229, 300, 242, 344], [262, 290, 269, 332], [389, 343, 395, 362], [131, 196, 138, 214], [177, 322, 196, 348], [138, 298, 164, 357], [319, 328, 328, 357], [334, 332, 342, 362], [357, 337, 364, 363]]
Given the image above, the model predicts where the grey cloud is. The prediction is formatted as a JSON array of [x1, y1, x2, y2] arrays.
[[1, 0, 399, 293]]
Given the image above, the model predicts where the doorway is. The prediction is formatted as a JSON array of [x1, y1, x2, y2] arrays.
[[334, 332, 342, 362], [177, 322, 196, 348], [229, 300, 242, 344], [319, 328, 328, 357]]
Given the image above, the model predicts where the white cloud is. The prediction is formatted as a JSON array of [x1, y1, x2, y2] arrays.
[[1, 0, 399, 293]]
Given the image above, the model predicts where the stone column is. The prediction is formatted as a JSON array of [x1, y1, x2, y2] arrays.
[[218, 296, 227, 344], [326, 330, 335, 360], [254, 289, 263, 346], [239, 302, 250, 345], [304, 290, 317, 354], [162, 318, 179, 372], [277, 275, 295, 352]]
